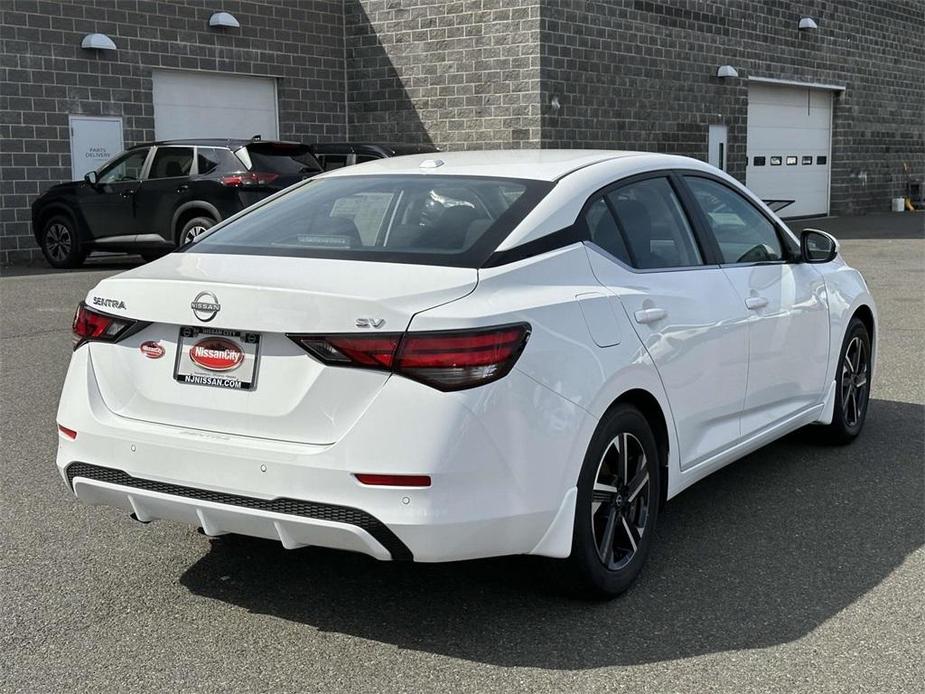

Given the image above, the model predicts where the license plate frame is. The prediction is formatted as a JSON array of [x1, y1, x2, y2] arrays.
[[174, 326, 261, 391]]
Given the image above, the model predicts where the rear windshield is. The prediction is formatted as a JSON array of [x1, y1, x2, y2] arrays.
[[236, 143, 321, 174], [186, 175, 553, 267]]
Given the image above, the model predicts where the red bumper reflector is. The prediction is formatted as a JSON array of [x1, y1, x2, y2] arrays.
[[57, 425, 77, 440], [354, 473, 431, 487]]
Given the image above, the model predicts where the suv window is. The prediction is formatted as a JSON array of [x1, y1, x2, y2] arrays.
[[356, 154, 380, 164], [584, 197, 630, 265], [149, 147, 193, 179], [197, 147, 241, 175], [606, 178, 702, 269], [685, 176, 784, 264], [241, 143, 321, 174], [318, 154, 350, 171], [97, 148, 149, 184]]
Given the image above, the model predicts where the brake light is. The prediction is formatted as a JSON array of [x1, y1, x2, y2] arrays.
[[220, 171, 280, 186], [289, 323, 530, 391], [72, 303, 137, 348], [57, 424, 77, 440]]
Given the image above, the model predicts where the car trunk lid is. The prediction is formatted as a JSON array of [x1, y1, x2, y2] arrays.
[[85, 253, 476, 444]]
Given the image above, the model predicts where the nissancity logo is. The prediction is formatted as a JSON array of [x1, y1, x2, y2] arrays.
[[191, 291, 220, 322], [189, 338, 243, 371]]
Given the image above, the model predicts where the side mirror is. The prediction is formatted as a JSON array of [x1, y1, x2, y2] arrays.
[[801, 228, 838, 263], [84, 170, 99, 186]]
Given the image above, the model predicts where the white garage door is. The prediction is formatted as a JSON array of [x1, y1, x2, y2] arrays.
[[746, 83, 833, 218], [152, 70, 279, 141]]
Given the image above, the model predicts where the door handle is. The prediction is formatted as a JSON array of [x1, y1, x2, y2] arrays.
[[176, 184, 190, 192], [634, 308, 667, 324], [745, 296, 769, 310]]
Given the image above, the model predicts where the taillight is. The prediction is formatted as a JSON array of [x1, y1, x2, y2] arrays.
[[289, 323, 531, 391], [72, 303, 138, 349], [220, 171, 279, 186], [57, 424, 77, 440]]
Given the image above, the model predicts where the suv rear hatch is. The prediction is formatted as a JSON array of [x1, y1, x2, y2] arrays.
[[85, 253, 475, 444]]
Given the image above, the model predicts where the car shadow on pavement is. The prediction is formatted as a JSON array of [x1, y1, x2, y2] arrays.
[[179, 398, 923, 669]]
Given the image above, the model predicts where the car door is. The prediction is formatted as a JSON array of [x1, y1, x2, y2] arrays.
[[583, 174, 751, 469], [79, 148, 150, 240], [133, 146, 196, 243], [683, 175, 830, 437]]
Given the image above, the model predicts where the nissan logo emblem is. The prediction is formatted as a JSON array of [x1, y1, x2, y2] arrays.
[[191, 291, 221, 322]]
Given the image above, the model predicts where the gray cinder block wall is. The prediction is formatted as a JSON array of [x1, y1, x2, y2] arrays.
[[540, 0, 925, 215], [0, 0, 346, 264], [346, 0, 542, 149]]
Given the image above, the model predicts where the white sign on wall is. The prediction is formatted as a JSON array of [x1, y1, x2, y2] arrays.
[[68, 115, 124, 180]]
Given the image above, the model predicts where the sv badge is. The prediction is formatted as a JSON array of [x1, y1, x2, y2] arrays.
[[355, 318, 386, 329]]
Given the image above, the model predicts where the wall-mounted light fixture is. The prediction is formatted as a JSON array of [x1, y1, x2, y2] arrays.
[[80, 33, 117, 51], [716, 65, 739, 79], [209, 11, 240, 29], [799, 17, 819, 30], [550, 95, 561, 114]]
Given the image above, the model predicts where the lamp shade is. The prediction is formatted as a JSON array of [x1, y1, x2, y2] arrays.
[[80, 33, 117, 50], [209, 12, 240, 28]]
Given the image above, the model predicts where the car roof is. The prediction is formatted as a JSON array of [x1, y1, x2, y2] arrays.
[[311, 142, 439, 156], [316, 149, 655, 182]]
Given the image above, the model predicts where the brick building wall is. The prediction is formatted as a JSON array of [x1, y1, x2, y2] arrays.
[[540, 0, 925, 215], [0, 0, 346, 264], [346, 0, 542, 149]]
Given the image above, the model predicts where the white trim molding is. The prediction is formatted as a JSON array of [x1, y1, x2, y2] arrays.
[[749, 75, 846, 93]]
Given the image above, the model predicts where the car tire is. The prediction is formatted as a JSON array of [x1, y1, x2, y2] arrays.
[[562, 404, 661, 599], [40, 215, 86, 268], [822, 317, 872, 444], [176, 216, 215, 247]]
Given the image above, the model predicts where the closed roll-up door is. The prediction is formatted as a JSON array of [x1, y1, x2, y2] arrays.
[[746, 83, 833, 218], [153, 70, 279, 141]]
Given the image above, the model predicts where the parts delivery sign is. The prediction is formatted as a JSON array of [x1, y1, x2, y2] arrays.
[[68, 115, 124, 180]]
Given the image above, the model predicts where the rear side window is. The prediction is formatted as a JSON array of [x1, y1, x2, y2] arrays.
[[149, 147, 193, 179], [196, 147, 241, 175], [685, 176, 784, 264], [187, 175, 553, 267], [241, 143, 321, 174], [584, 197, 630, 265], [356, 154, 380, 164], [606, 178, 703, 269]]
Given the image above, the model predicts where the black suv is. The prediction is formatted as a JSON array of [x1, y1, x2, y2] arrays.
[[310, 142, 438, 171], [32, 138, 322, 267]]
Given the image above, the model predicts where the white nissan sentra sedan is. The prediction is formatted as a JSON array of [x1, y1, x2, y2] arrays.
[[57, 150, 876, 597]]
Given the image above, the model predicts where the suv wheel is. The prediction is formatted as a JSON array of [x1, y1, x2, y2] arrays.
[[177, 216, 215, 246], [40, 215, 86, 268]]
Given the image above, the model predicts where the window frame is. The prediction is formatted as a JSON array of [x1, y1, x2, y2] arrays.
[[678, 172, 800, 267], [145, 145, 195, 181], [96, 147, 153, 184], [577, 170, 717, 274]]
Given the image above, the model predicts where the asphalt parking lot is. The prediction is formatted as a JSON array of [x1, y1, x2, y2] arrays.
[[1, 214, 922, 693]]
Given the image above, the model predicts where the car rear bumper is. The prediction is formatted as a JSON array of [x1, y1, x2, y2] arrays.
[[56, 345, 596, 562]]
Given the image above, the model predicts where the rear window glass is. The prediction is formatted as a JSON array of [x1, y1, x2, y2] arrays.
[[186, 175, 553, 267], [239, 144, 321, 174]]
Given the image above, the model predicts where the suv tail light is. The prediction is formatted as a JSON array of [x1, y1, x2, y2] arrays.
[[72, 303, 140, 349], [220, 172, 280, 187], [289, 323, 531, 391]]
